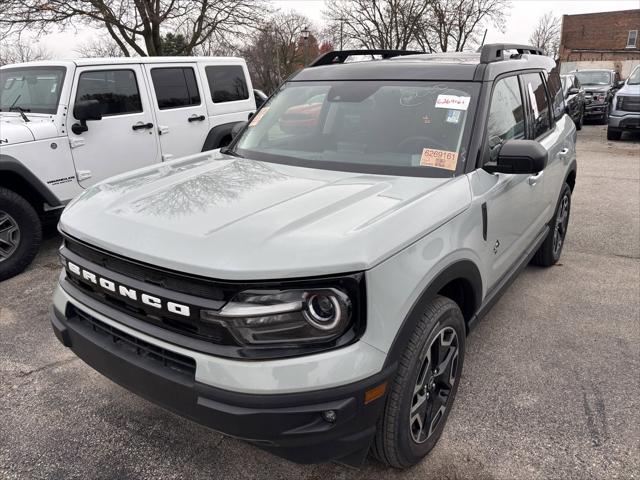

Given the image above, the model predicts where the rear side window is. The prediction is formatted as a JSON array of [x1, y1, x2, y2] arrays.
[[487, 75, 525, 161], [546, 68, 565, 121], [150, 67, 200, 109], [522, 72, 551, 138], [205, 65, 249, 103], [75, 69, 142, 117]]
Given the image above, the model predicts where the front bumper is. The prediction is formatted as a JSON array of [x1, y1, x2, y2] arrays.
[[50, 296, 393, 465], [584, 101, 608, 116], [608, 113, 640, 130]]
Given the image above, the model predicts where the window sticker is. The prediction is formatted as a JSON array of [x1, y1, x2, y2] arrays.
[[248, 107, 270, 127], [446, 109, 461, 124], [435, 94, 470, 110], [527, 83, 539, 119], [420, 148, 458, 170]]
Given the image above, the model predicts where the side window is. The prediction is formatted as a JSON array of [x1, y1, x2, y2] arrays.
[[205, 65, 249, 103], [75, 69, 142, 117], [522, 72, 551, 138], [150, 67, 200, 109], [546, 68, 565, 121], [487, 75, 525, 161]]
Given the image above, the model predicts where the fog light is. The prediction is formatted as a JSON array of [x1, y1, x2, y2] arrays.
[[322, 410, 337, 423]]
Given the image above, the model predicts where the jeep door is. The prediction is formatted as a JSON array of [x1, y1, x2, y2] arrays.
[[144, 63, 209, 161], [68, 65, 160, 188]]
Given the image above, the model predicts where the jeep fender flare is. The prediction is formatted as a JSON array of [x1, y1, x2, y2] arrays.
[[383, 259, 483, 368], [201, 122, 245, 152], [0, 154, 62, 207]]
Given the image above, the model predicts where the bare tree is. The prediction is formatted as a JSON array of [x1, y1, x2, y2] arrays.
[[529, 11, 561, 59], [416, 0, 510, 53], [75, 36, 127, 58], [324, 0, 429, 50], [0, 0, 265, 57], [0, 36, 50, 66]]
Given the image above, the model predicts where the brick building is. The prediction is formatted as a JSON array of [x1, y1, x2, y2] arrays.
[[559, 9, 640, 78]]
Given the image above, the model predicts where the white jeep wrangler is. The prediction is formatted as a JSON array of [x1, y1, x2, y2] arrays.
[[0, 57, 256, 280]]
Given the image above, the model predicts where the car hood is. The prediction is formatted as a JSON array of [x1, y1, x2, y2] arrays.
[[60, 151, 471, 280], [583, 85, 611, 93], [0, 115, 59, 145], [617, 83, 640, 96]]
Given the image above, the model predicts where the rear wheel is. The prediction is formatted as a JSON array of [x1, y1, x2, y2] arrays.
[[607, 127, 622, 141], [0, 188, 42, 281], [532, 183, 571, 267], [371, 296, 465, 468]]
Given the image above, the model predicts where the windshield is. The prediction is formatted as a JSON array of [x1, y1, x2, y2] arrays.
[[233, 81, 478, 177], [628, 66, 640, 85], [574, 71, 611, 86], [0, 66, 66, 114]]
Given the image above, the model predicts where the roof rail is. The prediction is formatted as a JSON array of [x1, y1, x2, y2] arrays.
[[479, 43, 544, 64], [308, 49, 423, 67]]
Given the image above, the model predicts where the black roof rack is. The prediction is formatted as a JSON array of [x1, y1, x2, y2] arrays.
[[479, 43, 544, 64], [308, 49, 423, 67]]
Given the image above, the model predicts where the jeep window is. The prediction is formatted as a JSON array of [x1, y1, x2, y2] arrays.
[[546, 69, 565, 121], [628, 66, 640, 85], [522, 72, 551, 138], [0, 66, 66, 114], [574, 71, 611, 86], [233, 81, 479, 177], [150, 67, 201, 109], [487, 76, 525, 161], [205, 65, 249, 103], [75, 69, 142, 117]]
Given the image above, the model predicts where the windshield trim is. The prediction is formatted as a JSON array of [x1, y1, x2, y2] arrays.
[[0, 65, 67, 115]]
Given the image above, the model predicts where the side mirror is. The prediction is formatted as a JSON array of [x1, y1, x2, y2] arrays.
[[484, 140, 547, 174], [616, 80, 625, 88], [72, 100, 102, 134], [567, 87, 580, 95]]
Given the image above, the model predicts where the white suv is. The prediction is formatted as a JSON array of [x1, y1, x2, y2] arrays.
[[0, 57, 256, 280]]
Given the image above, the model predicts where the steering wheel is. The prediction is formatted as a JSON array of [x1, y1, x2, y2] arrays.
[[396, 136, 450, 153]]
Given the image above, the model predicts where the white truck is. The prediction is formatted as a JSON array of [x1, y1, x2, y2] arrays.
[[0, 57, 257, 280]]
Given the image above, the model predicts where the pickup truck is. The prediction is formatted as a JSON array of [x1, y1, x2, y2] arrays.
[[0, 57, 256, 280]]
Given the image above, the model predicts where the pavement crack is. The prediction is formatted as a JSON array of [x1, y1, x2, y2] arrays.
[[16, 357, 79, 378]]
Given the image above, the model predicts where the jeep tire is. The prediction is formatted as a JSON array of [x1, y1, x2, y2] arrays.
[[371, 296, 465, 468], [532, 183, 571, 267], [0, 188, 42, 281], [607, 127, 622, 141]]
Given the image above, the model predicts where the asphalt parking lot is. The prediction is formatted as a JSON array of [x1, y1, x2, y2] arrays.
[[1, 124, 638, 480]]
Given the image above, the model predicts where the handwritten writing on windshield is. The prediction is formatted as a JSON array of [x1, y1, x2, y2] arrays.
[[435, 95, 471, 111]]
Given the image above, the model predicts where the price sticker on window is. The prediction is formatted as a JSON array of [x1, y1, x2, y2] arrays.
[[420, 148, 458, 171], [249, 107, 270, 127]]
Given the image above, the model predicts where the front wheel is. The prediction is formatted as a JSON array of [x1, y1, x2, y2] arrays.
[[532, 183, 571, 267], [575, 108, 583, 131], [0, 188, 42, 281], [371, 296, 465, 468], [607, 127, 622, 141], [599, 103, 610, 125]]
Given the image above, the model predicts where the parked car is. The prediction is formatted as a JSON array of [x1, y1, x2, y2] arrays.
[[561, 73, 585, 130], [608, 65, 640, 140], [51, 45, 576, 469], [0, 56, 256, 280], [573, 69, 624, 124]]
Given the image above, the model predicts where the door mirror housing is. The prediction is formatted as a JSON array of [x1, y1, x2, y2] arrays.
[[616, 80, 625, 88], [72, 100, 102, 135], [567, 87, 580, 95], [484, 139, 547, 174]]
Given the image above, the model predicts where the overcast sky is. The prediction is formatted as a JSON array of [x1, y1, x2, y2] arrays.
[[36, 0, 640, 58]]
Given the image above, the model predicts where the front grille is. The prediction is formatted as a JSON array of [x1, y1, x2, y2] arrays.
[[70, 305, 196, 377], [618, 96, 640, 112]]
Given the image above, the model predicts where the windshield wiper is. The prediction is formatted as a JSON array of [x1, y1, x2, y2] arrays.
[[8, 95, 30, 122]]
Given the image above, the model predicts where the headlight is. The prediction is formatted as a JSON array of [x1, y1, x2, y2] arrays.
[[201, 287, 354, 345]]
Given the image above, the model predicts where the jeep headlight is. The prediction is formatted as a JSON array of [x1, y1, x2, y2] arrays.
[[201, 287, 354, 345]]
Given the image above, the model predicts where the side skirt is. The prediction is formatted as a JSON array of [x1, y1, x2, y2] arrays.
[[467, 225, 549, 331]]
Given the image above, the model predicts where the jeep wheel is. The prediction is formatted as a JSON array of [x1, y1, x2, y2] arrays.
[[0, 188, 42, 281], [371, 296, 465, 468], [607, 127, 622, 141], [532, 183, 571, 267], [575, 108, 583, 131]]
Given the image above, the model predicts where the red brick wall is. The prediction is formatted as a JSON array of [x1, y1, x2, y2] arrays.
[[559, 9, 640, 59]]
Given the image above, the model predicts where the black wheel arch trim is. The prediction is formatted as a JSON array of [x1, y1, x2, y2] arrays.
[[201, 122, 245, 152], [0, 154, 62, 207], [383, 259, 482, 368]]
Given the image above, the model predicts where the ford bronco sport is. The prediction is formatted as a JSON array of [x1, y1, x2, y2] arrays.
[[51, 45, 577, 468]]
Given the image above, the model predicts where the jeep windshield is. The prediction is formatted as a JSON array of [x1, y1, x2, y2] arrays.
[[574, 71, 611, 86], [233, 81, 479, 177], [627, 66, 640, 85], [0, 66, 66, 115]]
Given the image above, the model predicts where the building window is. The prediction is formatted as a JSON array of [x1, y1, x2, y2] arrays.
[[627, 30, 638, 49]]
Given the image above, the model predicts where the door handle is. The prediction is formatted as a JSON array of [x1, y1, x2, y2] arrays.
[[528, 171, 543, 186], [132, 122, 154, 131], [188, 114, 206, 122]]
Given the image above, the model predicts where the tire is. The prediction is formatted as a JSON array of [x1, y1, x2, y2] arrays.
[[531, 183, 571, 267], [575, 108, 583, 131], [607, 127, 622, 141], [0, 188, 42, 281], [371, 296, 466, 468], [599, 103, 610, 125]]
